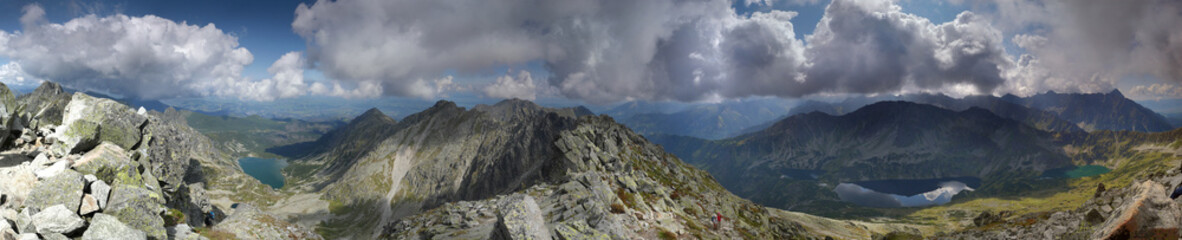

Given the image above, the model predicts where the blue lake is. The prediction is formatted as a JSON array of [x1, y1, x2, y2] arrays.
[[834, 177, 982, 208], [238, 157, 287, 189]]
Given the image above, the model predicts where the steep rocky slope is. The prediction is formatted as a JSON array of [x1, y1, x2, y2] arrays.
[[280, 99, 927, 239], [940, 128, 1182, 238], [0, 82, 318, 240]]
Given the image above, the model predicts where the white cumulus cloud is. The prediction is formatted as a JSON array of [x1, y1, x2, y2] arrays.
[[483, 71, 538, 100], [0, 4, 375, 101]]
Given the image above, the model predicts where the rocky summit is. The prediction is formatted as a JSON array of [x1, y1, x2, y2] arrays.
[[0, 82, 316, 240]]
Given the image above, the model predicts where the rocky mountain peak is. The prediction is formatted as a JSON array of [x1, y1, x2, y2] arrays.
[[31, 81, 65, 96], [1106, 88, 1124, 98]]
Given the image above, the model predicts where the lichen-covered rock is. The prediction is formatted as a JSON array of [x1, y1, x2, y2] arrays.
[[30, 205, 85, 235], [82, 213, 147, 240], [212, 204, 322, 240], [490, 194, 551, 240], [72, 143, 137, 178], [106, 185, 167, 240], [1093, 180, 1182, 239], [53, 93, 147, 154], [52, 119, 101, 154], [25, 170, 85, 212], [140, 112, 205, 193], [554, 221, 610, 240]]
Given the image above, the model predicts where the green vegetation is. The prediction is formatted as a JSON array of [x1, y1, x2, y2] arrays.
[[658, 228, 677, 240], [162, 208, 186, 226], [318, 199, 383, 238]]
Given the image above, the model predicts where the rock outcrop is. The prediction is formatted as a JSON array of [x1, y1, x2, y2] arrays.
[[489, 195, 550, 240], [0, 82, 315, 240], [1092, 181, 1182, 239]]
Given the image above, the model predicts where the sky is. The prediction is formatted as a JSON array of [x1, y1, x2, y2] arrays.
[[1, 0, 1181, 106]]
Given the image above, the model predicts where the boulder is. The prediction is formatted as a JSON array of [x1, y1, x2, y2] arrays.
[[25, 170, 85, 211], [72, 143, 138, 182], [166, 224, 205, 240], [78, 194, 100, 216], [82, 213, 147, 240], [0, 218, 15, 240], [30, 205, 85, 235], [33, 160, 69, 179], [89, 180, 111, 209], [40, 233, 68, 240], [53, 93, 146, 154], [1093, 181, 1182, 239], [15, 233, 36, 240], [52, 119, 101, 155], [140, 116, 199, 192], [105, 185, 167, 240], [490, 194, 551, 240], [554, 221, 610, 240]]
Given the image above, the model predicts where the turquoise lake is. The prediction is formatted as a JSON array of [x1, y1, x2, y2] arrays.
[[238, 157, 287, 189]]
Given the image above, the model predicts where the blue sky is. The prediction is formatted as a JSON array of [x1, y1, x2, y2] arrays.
[[0, 0, 311, 79], [0, 0, 1179, 106]]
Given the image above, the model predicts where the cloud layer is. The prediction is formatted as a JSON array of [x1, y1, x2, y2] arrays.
[[0, 4, 375, 101], [292, 0, 1020, 103], [2, 0, 1177, 102], [987, 0, 1182, 96]]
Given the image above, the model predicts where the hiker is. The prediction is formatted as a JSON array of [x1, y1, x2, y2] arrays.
[[1171, 185, 1182, 199], [714, 212, 722, 230]]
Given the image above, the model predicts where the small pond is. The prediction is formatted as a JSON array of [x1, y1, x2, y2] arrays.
[[238, 157, 287, 189]]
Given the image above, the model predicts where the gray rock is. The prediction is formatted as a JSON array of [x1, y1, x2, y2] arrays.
[[0, 219, 15, 239], [33, 161, 69, 179], [82, 213, 146, 240], [54, 93, 146, 154], [490, 195, 550, 240], [25, 170, 85, 212], [554, 221, 610, 240], [105, 185, 166, 240], [16, 233, 37, 240], [1093, 181, 1182, 239], [38, 233, 66, 240], [30, 205, 85, 235], [166, 224, 205, 240], [51, 119, 100, 155], [89, 180, 111, 209], [83, 174, 97, 183], [72, 143, 139, 185]]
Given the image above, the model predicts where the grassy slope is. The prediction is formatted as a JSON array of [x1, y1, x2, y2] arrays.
[[899, 130, 1182, 232]]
